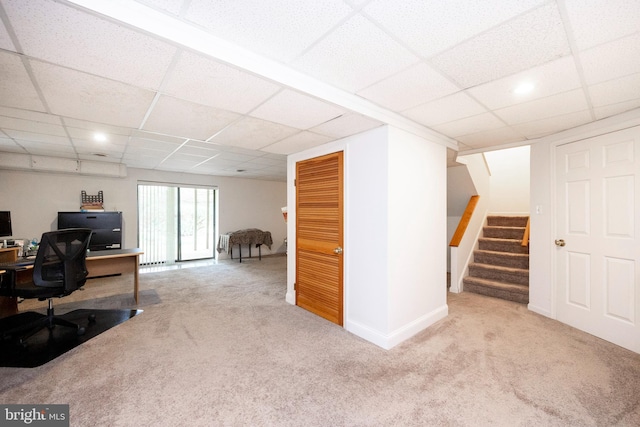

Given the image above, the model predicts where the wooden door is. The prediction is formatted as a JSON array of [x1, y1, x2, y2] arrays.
[[296, 151, 344, 325], [555, 128, 640, 353]]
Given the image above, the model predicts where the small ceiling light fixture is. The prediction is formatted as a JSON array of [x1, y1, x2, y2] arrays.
[[93, 132, 108, 142], [514, 82, 535, 95]]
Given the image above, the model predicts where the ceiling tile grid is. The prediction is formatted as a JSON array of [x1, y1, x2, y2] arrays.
[[3, 0, 177, 91], [430, 3, 571, 89], [356, 62, 461, 112], [142, 95, 241, 140], [161, 50, 282, 114], [563, 0, 640, 51], [29, 60, 157, 128], [183, 0, 354, 63], [249, 89, 346, 130], [0, 0, 639, 181], [291, 14, 420, 92], [0, 52, 46, 112]]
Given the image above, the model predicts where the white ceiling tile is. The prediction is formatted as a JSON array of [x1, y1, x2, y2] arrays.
[[72, 138, 126, 155], [432, 113, 506, 138], [593, 99, 640, 120], [31, 60, 156, 128], [68, 132, 130, 152], [431, 3, 570, 88], [244, 155, 286, 167], [3, 129, 71, 146], [467, 56, 583, 110], [580, 34, 640, 85], [250, 89, 345, 129], [0, 116, 67, 136], [292, 14, 419, 92], [143, 95, 241, 141], [0, 107, 61, 125], [0, 14, 16, 51], [126, 136, 183, 154], [163, 51, 282, 114], [364, 0, 545, 57], [62, 119, 133, 137], [309, 113, 382, 139], [357, 63, 460, 111], [456, 127, 526, 149], [494, 89, 589, 125], [135, 0, 186, 16], [589, 73, 640, 107], [185, 0, 353, 62], [511, 110, 593, 139], [176, 143, 221, 158], [130, 130, 187, 145], [262, 131, 333, 155], [209, 116, 299, 150], [403, 92, 487, 127], [0, 52, 46, 112], [12, 139, 75, 154], [3, 0, 177, 90], [564, 0, 640, 51]]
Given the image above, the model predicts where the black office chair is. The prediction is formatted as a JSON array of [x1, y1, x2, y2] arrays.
[[0, 228, 94, 345]]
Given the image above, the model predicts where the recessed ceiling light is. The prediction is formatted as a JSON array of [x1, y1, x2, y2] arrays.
[[93, 132, 108, 142], [514, 82, 535, 95]]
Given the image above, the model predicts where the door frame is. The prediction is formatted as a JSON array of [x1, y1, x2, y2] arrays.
[[285, 139, 348, 322]]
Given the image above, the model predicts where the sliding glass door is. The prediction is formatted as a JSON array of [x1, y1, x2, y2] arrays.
[[138, 184, 216, 265], [178, 187, 215, 261]]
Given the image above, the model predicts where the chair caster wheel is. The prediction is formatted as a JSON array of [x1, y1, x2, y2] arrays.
[[88, 313, 96, 323], [77, 326, 86, 336]]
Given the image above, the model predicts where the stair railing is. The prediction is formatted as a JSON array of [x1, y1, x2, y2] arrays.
[[450, 195, 480, 247], [521, 217, 530, 247]]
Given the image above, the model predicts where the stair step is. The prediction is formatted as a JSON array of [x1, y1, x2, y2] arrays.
[[487, 215, 529, 227], [478, 237, 529, 254], [483, 226, 525, 240], [463, 277, 529, 304], [468, 263, 529, 285], [474, 250, 529, 269]]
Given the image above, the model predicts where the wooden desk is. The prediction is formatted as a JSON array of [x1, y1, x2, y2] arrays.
[[0, 247, 19, 263], [0, 248, 143, 317]]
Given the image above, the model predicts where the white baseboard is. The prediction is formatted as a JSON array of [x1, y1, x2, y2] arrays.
[[346, 304, 449, 350]]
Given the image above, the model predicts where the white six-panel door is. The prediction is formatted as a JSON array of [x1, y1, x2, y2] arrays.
[[555, 127, 640, 353]]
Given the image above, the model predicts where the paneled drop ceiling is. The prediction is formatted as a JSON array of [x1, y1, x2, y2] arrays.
[[0, 0, 639, 181]]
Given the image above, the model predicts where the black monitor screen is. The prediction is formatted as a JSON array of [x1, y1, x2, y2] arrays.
[[0, 211, 12, 237]]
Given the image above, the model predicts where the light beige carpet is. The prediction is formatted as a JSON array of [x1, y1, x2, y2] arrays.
[[1, 255, 639, 426]]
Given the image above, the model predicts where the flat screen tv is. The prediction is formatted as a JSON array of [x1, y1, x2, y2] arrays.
[[0, 211, 12, 237]]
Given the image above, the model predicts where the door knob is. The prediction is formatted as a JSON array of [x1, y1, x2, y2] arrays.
[[333, 246, 343, 254], [555, 239, 565, 247]]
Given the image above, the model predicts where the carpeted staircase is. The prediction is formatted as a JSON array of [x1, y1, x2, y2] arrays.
[[463, 215, 529, 304]]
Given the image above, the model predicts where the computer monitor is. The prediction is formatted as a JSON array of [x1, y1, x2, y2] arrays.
[[0, 211, 12, 237]]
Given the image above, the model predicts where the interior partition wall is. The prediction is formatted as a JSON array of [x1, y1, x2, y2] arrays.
[[137, 183, 217, 266]]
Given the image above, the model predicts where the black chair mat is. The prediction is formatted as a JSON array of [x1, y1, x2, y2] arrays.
[[0, 309, 141, 368]]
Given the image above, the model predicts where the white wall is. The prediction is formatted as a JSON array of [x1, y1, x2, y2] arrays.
[[287, 125, 448, 349], [484, 145, 530, 214], [386, 127, 447, 339], [0, 167, 287, 258]]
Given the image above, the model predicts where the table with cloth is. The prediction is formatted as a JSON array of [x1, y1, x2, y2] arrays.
[[216, 228, 273, 263]]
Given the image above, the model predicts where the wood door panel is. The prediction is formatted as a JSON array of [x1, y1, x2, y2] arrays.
[[296, 151, 343, 325]]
